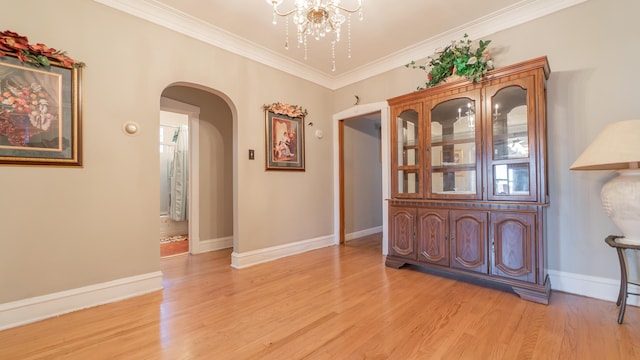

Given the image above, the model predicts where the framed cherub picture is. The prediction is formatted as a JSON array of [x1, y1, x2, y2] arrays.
[[263, 102, 306, 171]]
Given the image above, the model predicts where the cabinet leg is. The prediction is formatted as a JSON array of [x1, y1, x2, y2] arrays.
[[512, 275, 551, 305], [385, 256, 406, 269]]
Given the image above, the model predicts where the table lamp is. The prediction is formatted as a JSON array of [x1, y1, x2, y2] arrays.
[[570, 119, 640, 245]]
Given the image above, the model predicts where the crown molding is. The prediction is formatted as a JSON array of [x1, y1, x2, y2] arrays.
[[93, 0, 337, 88], [331, 0, 588, 89], [94, 0, 587, 90]]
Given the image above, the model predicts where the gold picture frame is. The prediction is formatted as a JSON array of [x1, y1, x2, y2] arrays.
[[0, 31, 83, 166]]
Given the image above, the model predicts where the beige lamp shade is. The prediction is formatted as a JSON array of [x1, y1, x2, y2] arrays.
[[570, 119, 640, 245], [570, 119, 640, 170]]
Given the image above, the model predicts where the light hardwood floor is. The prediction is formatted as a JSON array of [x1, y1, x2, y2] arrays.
[[1, 234, 639, 359]]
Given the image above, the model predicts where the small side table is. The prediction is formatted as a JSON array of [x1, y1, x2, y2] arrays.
[[605, 235, 640, 324]]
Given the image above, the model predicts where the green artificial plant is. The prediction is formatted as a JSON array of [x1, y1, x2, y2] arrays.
[[406, 34, 493, 90]]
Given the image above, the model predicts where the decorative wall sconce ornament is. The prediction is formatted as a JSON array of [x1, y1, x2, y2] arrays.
[[122, 121, 140, 136]]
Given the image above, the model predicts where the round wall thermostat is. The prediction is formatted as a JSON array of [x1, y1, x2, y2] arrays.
[[122, 121, 140, 136], [314, 129, 324, 139]]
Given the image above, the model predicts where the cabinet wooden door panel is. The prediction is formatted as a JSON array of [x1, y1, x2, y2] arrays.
[[417, 208, 449, 266], [389, 206, 416, 259], [450, 210, 488, 273], [491, 212, 536, 282]]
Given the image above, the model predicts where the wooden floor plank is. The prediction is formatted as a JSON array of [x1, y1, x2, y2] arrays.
[[1, 233, 639, 359]]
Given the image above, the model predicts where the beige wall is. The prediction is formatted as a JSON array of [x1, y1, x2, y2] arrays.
[[0, 0, 333, 303], [161, 86, 234, 241], [334, 0, 640, 279], [343, 118, 382, 235]]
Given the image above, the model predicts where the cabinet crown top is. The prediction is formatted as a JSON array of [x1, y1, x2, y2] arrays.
[[388, 56, 549, 105]]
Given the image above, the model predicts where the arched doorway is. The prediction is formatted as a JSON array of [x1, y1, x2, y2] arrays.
[[160, 83, 236, 256]]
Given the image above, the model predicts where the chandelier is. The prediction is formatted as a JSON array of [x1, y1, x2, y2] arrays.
[[457, 102, 475, 129], [266, 0, 363, 72]]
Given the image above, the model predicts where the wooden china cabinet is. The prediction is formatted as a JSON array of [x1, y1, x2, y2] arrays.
[[386, 57, 551, 304]]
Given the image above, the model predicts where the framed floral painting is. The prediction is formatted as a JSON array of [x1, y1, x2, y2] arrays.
[[264, 102, 306, 171], [0, 30, 83, 166]]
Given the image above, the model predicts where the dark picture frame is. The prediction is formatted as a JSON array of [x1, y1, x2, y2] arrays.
[[264, 102, 306, 171], [440, 148, 463, 165], [0, 43, 83, 166]]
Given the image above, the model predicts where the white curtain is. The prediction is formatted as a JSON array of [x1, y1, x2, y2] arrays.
[[169, 125, 189, 221]]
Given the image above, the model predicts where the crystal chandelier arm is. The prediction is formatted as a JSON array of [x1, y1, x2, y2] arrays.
[[272, 7, 298, 17], [336, 1, 363, 13], [266, 0, 298, 17]]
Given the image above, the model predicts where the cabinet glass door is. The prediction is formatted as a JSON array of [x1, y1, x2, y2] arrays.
[[486, 78, 537, 201], [428, 93, 481, 199], [491, 86, 529, 160], [393, 105, 422, 197]]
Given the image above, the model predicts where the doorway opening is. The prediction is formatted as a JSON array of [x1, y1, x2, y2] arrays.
[[159, 107, 191, 257], [340, 113, 383, 252], [333, 102, 390, 255], [160, 84, 235, 259]]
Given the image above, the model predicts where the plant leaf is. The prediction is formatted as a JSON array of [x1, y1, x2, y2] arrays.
[[37, 55, 50, 67]]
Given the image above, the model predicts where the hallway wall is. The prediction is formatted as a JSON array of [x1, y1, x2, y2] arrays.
[[0, 0, 334, 305]]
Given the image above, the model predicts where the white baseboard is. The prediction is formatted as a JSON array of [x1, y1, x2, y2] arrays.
[[548, 269, 640, 306], [345, 226, 383, 241], [195, 236, 233, 254], [231, 235, 335, 269], [0, 271, 163, 331]]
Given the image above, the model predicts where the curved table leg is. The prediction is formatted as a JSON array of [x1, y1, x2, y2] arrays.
[[616, 247, 628, 324]]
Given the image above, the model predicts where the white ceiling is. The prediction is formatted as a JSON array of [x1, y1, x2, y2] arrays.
[[95, 0, 586, 89]]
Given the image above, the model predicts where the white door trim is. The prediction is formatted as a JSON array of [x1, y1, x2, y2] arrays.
[[332, 102, 390, 255], [160, 97, 201, 254]]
